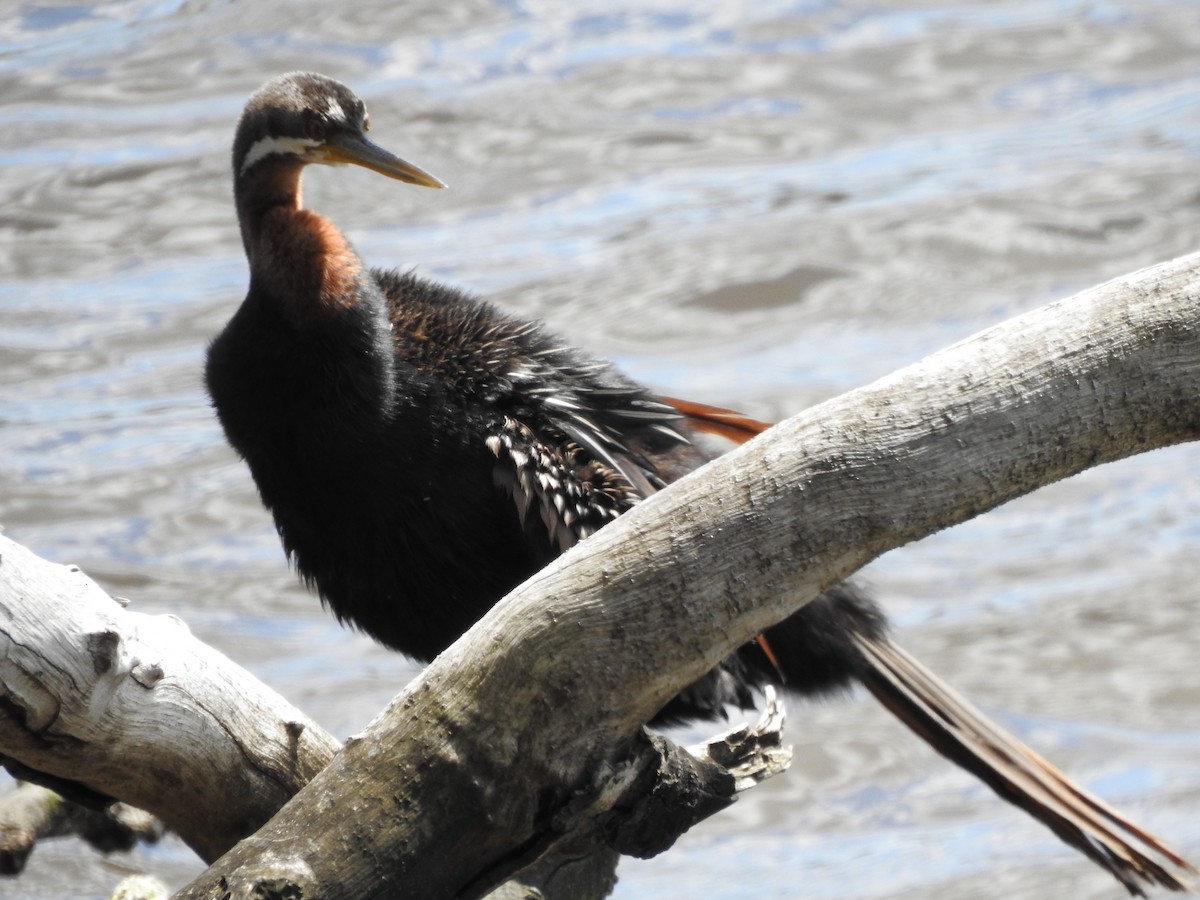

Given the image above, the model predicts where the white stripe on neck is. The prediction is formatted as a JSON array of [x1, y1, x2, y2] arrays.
[[240, 135, 320, 175]]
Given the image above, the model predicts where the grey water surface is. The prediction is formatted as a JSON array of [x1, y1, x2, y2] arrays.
[[2, 1, 1198, 897]]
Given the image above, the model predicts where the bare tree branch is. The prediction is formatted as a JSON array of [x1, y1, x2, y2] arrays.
[[163, 251, 1199, 898], [0, 538, 791, 898], [0, 538, 340, 864]]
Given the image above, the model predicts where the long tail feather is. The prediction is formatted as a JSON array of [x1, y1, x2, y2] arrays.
[[657, 395, 773, 443], [851, 632, 1195, 895]]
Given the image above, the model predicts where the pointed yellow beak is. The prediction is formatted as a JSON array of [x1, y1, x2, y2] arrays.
[[322, 131, 446, 189]]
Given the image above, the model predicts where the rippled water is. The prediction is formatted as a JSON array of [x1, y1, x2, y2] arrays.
[[2, 1, 1199, 897]]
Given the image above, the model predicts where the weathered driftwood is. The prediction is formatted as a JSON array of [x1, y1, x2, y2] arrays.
[[0, 536, 789, 897], [0, 538, 341, 864], [1, 251, 1197, 898], [168, 252, 1198, 898]]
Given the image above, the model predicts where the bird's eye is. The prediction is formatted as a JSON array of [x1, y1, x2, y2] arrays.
[[304, 114, 325, 142]]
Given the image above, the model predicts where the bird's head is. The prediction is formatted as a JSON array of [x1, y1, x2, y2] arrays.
[[232, 72, 445, 190]]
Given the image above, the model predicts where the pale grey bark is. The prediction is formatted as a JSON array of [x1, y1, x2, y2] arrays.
[[0, 536, 787, 898], [0, 537, 340, 864]]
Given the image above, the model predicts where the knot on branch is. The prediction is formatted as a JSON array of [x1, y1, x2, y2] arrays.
[[214, 847, 317, 900], [131, 661, 164, 689], [85, 631, 120, 676]]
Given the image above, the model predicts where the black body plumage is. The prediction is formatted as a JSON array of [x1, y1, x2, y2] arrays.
[[209, 252, 882, 721], [201, 73, 1195, 892]]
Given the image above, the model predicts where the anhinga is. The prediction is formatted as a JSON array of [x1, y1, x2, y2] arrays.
[[205, 71, 1192, 894]]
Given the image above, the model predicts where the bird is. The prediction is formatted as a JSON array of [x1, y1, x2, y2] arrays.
[[205, 72, 1193, 894]]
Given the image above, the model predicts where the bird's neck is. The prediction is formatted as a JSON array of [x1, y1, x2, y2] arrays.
[[236, 163, 373, 327]]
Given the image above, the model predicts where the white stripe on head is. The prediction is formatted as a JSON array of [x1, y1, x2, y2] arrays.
[[240, 135, 321, 176], [323, 96, 347, 122]]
